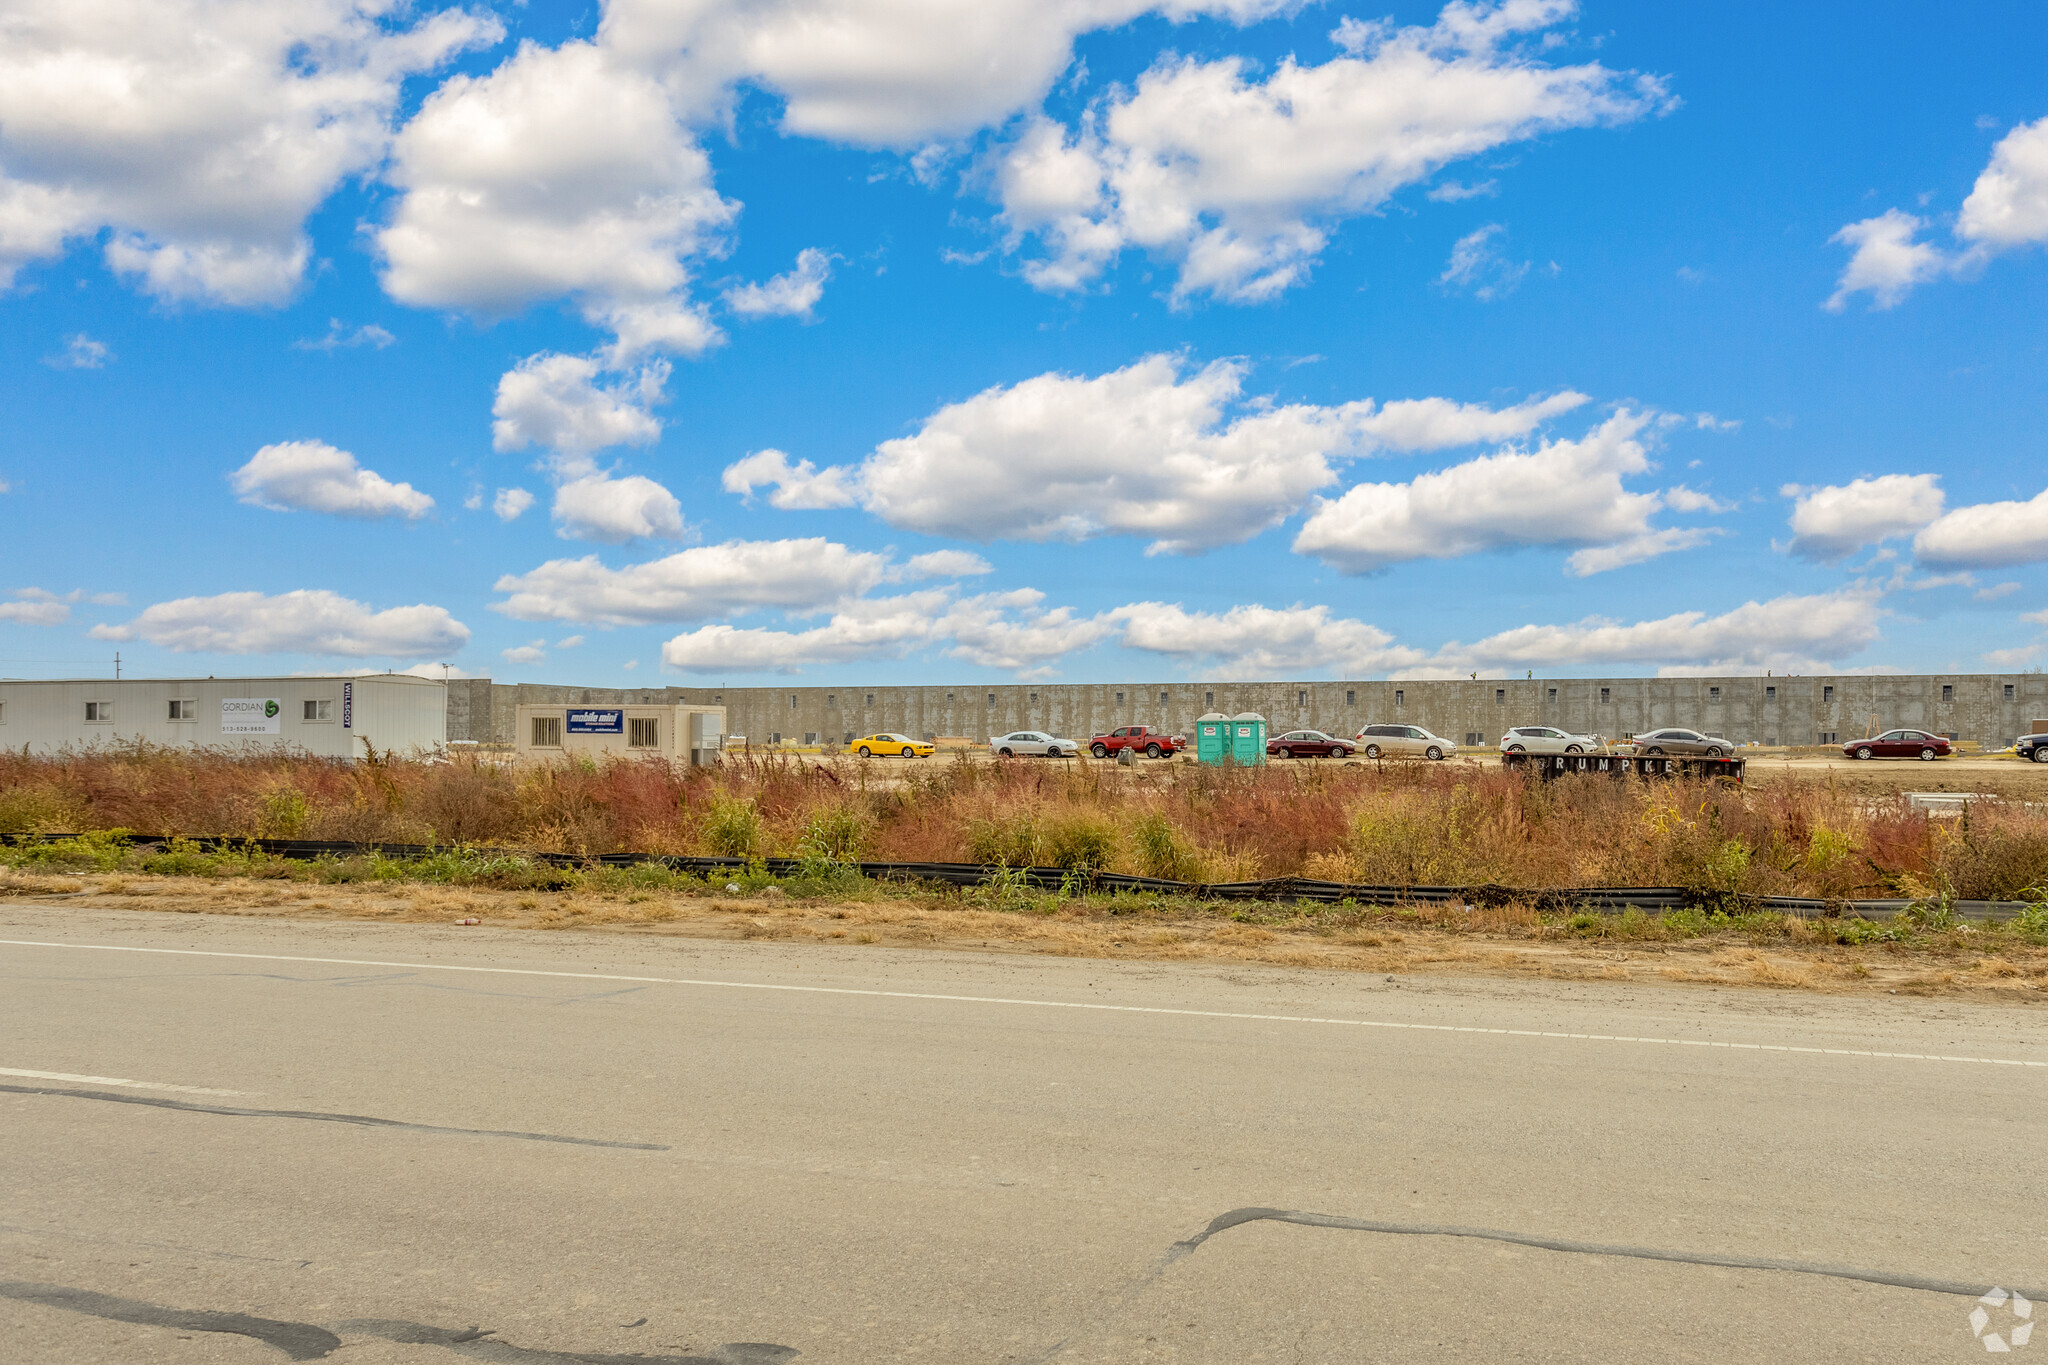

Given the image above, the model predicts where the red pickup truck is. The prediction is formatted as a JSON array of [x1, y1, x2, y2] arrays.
[[1089, 725, 1185, 759]]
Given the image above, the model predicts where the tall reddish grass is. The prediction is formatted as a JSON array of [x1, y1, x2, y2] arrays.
[[3, 744, 2045, 899]]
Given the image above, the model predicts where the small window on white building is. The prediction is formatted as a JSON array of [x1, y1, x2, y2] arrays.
[[1394, 690, 1404, 707], [803, 731, 817, 745], [1708, 687, 1721, 703], [1345, 690, 1355, 706], [85, 701, 112, 722], [168, 699, 196, 720], [1158, 691, 1168, 704], [304, 699, 333, 721], [532, 715, 562, 747], [0, 700, 6, 723], [1116, 691, 1124, 704], [629, 717, 659, 748]]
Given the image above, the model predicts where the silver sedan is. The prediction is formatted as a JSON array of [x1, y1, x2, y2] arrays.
[[989, 731, 1079, 758]]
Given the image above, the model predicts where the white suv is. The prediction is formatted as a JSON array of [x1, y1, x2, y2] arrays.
[[1498, 725, 1603, 756]]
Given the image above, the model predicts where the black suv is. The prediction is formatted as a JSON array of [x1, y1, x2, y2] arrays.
[[2019, 733, 2048, 763]]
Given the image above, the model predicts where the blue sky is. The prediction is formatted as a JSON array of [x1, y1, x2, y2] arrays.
[[5, 0, 2048, 685]]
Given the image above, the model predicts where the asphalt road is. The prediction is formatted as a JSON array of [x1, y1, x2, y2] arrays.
[[3, 905, 2044, 1363]]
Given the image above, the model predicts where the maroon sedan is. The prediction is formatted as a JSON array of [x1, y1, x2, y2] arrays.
[[1843, 729, 1951, 760], [1267, 729, 1354, 759]]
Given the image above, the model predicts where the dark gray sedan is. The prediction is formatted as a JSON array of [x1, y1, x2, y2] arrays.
[[1630, 727, 1732, 758]]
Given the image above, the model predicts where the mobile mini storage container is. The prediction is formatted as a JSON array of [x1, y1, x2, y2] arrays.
[[0, 674, 445, 758], [513, 702, 725, 766]]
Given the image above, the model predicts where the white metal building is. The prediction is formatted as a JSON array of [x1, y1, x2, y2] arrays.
[[513, 702, 724, 765], [0, 674, 446, 758]]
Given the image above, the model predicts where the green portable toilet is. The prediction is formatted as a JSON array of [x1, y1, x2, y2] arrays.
[[1194, 711, 1230, 764], [1230, 712, 1267, 766]]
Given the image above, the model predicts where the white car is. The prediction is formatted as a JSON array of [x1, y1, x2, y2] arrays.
[[1498, 725, 1604, 756], [1354, 723, 1456, 760], [989, 731, 1079, 758]]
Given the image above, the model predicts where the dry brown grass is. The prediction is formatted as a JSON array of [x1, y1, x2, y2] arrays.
[[12, 871, 2046, 1002], [10, 743, 2048, 903]]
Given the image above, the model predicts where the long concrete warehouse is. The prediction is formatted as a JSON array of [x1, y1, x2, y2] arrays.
[[450, 673, 2048, 751]]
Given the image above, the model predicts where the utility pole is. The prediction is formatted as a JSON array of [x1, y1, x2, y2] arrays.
[[114, 651, 120, 680]]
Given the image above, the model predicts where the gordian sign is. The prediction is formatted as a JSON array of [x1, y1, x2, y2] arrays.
[[565, 709, 624, 734], [221, 698, 282, 735]]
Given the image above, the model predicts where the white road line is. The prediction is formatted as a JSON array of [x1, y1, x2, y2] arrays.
[[0, 1067, 244, 1096], [3, 938, 2044, 1072]]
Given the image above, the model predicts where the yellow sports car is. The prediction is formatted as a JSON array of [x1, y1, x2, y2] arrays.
[[850, 733, 934, 758]]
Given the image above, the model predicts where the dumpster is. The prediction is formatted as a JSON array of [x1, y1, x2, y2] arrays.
[[1229, 712, 1267, 766], [1194, 711, 1230, 764]]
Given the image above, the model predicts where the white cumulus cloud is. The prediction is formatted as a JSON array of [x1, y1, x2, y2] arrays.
[[491, 538, 891, 625], [1781, 474, 1945, 561], [1114, 601, 1425, 676], [1826, 115, 2048, 310], [994, 1, 1667, 301], [230, 440, 434, 521], [724, 247, 833, 318], [896, 549, 994, 580], [599, 0, 1294, 148], [493, 487, 536, 521], [720, 449, 860, 509], [1913, 485, 2048, 569], [492, 353, 668, 456], [502, 641, 546, 665], [550, 471, 686, 544], [0, 0, 498, 303], [1293, 410, 1699, 576], [0, 589, 73, 626], [1957, 116, 2048, 250], [1824, 209, 1950, 312], [92, 589, 470, 658], [1430, 588, 1883, 676], [379, 38, 731, 360], [723, 355, 1587, 554]]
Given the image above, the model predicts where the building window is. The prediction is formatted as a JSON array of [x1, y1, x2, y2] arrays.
[[1297, 690, 1307, 708], [1029, 691, 1038, 704], [531, 716, 562, 747], [1394, 690, 1404, 707], [803, 731, 817, 745], [1495, 689, 1505, 704], [168, 699, 196, 720], [1824, 685, 1835, 703], [790, 695, 798, 708], [1116, 691, 1124, 704], [1159, 691, 1168, 704], [85, 701, 112, 722], [1599, 688, 1610, 703], [865, 693, 874, 706], [827, 694, 836, 708], [771, 732, 781, 744], [1941, 684, 1954, 702], [946, 692, 954, 702], [629, 717, 659, 748], [304, 698, 333, 721], [1547, 688, 1557, 702], [1204, 691, 1214, 707], [843, 732, 854, 745], [2005, 684, 2015, 700], [1464, 732, 1483, 746], [1766, 686, 1777, 702], [1345, 690, 1355, 706], [1708, 687, 1721, 703], [988, 693, 996, 705], [714, 694, 722, 704], [1819, 731, 1837, 744]]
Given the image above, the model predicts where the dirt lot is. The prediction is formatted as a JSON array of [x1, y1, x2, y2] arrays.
[[6, 869, 2043, 1004]]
